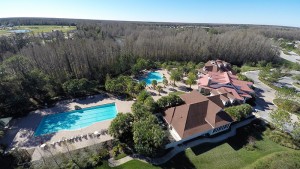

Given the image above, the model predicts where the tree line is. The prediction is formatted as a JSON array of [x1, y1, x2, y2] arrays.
[[1, 20, 300, 117]]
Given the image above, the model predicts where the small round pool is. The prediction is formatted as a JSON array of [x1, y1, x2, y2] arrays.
[[140, 71, 163, 85]]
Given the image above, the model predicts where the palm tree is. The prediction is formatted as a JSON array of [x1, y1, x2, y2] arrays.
[[156, 85, 163, 95], [170, 70, 181, 86], [151, 80, 157, 89], [186, 72, 197, 88], [163, 78, 168, 87], [140, 81, 147, 88]]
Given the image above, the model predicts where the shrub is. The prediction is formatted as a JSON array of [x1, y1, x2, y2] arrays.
[[98, 149, 109, 160], [114, 152, 127, 160], [224, 104, 253, 121], [244, 136, 257, 151], [273, 99, 300, 115], [237, 73, 254, 83], [265, 129, 300, 150]]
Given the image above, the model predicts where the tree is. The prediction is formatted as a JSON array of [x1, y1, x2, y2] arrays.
[[156, 85, 163, 95], [151, 80, 157, 89], [140, 81, 147, 88], [170, 69, 181, 86], [144, 97, 158, 113], [137, 90, 151, 102], [270, 109, 292, 131], [163, 78, 168, 87], [156, 93, 184, 109], [186, 72, 197, 88], [108, 113, 134, 144], [133, 117, 166, 157], [62, 78, 95, 97]]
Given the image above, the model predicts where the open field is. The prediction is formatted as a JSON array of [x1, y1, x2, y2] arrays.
[[160, 138, 296, 169], [95, 136, 299, 169], [96, 160, 160, 169], [94, 122, 300, 169], [0, 25, 76, 36]]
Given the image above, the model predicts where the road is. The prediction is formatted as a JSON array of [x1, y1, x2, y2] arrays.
[[277, 76, 300, 92], [280, 51, 300, 64], [243, 71, 276, 122], [243, 71, 298, 128]]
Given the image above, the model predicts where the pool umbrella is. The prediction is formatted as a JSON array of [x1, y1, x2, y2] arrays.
[[94, 131, 99, 135], [40, 144, 47, 149]]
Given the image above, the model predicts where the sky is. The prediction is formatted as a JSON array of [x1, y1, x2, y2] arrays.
[[0, 0, 299, 27]]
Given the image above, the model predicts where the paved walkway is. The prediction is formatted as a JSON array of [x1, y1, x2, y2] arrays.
[[108, 117, 255, 166], [108, 156, 134, 167]]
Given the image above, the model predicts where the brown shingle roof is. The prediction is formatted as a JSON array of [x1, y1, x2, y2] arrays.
[[180, 90, 208, 104], [207, 95, 227, 108], [164, 90, 233, 139]]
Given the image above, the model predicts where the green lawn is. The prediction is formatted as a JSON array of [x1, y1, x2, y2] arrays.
[[95, 137, 298, 169], [161, 138, 295, 169], [96, 160, 159, 169], [0, 30, 9, 35], [240, 65, 261, 72], [96, 120, 300, 169], [96, 136, 300, 169], [0, 25, 76, 36]]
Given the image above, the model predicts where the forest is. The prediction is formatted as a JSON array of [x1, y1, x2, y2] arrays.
[[1, 18, 300, 117]]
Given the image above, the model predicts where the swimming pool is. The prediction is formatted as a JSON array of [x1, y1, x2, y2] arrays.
[[34, 103, 117, 136], [141, 71, 163, 85], [9, 29, 31, 33]]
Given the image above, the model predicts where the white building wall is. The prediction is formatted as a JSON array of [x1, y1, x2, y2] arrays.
[[165, 123, 232, 149]]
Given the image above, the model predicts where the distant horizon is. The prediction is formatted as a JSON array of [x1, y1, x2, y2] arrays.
[[1, 17, 299, 29], [1, 0, 300, 27]]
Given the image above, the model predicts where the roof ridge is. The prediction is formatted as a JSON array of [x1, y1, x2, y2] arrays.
[[182, 104, 191, 134]]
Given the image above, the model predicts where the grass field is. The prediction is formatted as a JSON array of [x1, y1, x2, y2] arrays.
[[95, 121, 300, 169], [96, 160, 160, 169], [0, 25, 76, 36], [161, 138, 295, 169], [95, 137, 298, 169]]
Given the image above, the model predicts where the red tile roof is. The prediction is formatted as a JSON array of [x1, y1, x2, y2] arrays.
[[203, 60, 236, 75], [198, 69, 254, 101]]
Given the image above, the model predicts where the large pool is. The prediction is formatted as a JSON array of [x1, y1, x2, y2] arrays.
[[34, 103, 117, 136], [141, 72, 163, 85]]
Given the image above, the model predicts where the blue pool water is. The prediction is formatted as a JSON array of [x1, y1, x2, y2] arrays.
[[34, 103, 117, 136], [9, 29, 31, 33], [141, 72, 163, 85]]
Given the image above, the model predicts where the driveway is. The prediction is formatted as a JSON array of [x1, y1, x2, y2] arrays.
[[243, 71, 298, 129], [242, 71, 276, 122], [280, 51, 300, 64]]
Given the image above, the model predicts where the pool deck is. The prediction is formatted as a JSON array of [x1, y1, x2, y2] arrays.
[[0, 94, 133, 161], [146, 69, 198, 101]]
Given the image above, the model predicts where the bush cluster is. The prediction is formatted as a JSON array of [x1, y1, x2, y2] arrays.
[[156, 93, 185, 110], [224, 104, 252, 121], [265, 129, 300, 150], [273, 99, 300, 115]]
